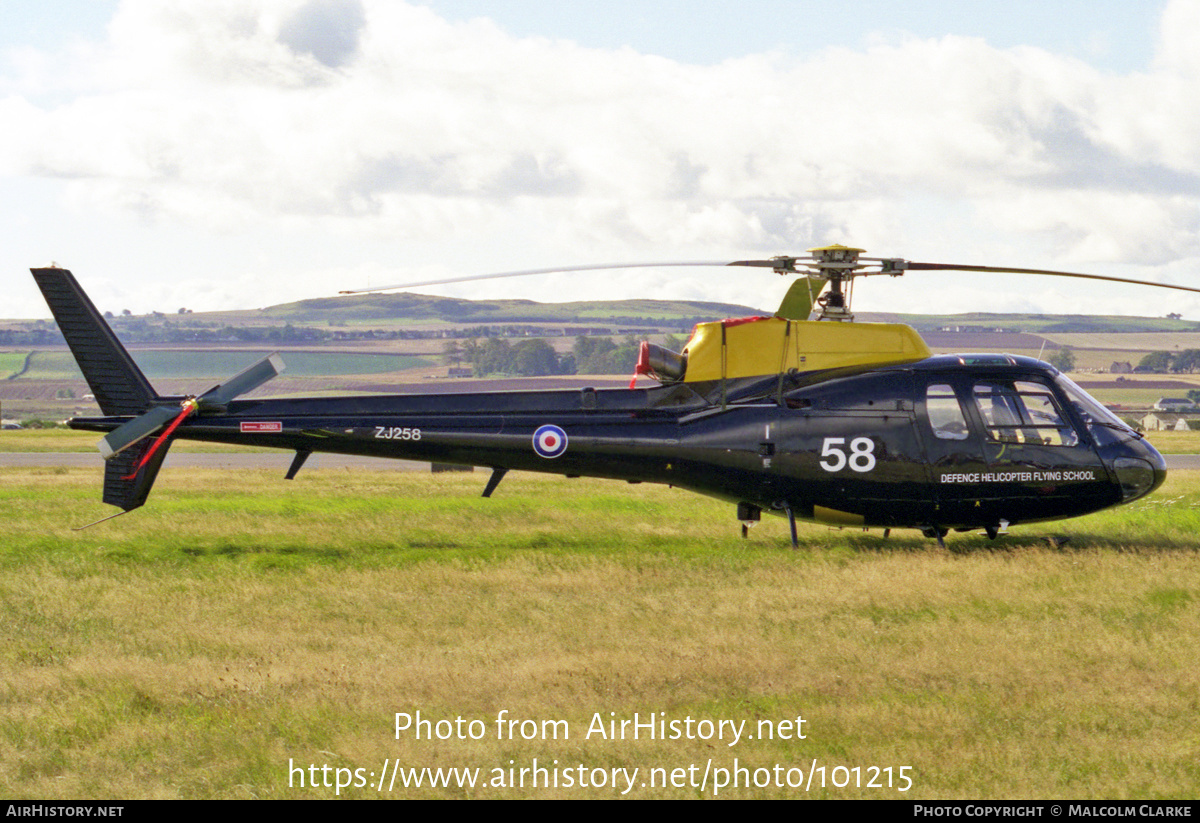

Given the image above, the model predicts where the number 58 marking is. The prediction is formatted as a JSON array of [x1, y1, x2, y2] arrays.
[[819, 437, 876, 472]]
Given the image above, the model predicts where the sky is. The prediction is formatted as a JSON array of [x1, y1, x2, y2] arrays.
[[3, 0, 1199, 321]]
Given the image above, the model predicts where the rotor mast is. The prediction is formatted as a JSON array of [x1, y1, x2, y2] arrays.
[[764, 244, 868, 321]]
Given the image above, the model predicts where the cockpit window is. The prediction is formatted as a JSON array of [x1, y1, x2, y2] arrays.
[[926, 383, 969, 440], [1055, 374, 1140, 445], [972, 380, 1079, 447]]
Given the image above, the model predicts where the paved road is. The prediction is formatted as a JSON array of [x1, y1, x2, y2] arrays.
[[3, 453, 1198, 470]]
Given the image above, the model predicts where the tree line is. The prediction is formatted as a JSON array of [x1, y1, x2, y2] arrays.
[[1136, 350, 1200, 373], [446, 334, 688, 377]]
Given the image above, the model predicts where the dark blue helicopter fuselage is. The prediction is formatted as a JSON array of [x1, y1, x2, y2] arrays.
[[71, 353, 1165, 534]]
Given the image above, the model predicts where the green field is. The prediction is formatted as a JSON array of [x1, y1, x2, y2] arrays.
[[9, 351, 84, 380], [1143, 429, 1200, 454], [1044, 332, 1200, 350], [0, 352, 29, 380], [2, 467, 1198, 799], [0, 428, 276, 453], [1082, 387, 1200, 407], [13, 350, 433, 381], [866, 312, 1200, 334]]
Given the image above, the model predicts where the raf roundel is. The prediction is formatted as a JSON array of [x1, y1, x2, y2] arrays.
[[532, 424, 568, 459]]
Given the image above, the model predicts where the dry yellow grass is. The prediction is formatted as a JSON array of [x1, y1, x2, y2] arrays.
[[1143, 429, 1200, 454], [2, 468, 1199, 798]]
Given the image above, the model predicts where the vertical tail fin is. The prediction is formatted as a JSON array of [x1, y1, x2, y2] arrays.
[[33, 267, 167, 515], [31, 267, 156, 415], [103, 436, 173, 512]]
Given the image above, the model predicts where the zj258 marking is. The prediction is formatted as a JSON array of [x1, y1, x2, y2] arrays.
[[374, 427, 422, 440]]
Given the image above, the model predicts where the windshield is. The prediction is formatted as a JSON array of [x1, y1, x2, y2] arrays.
[[1055, 374, 1140, 445], [972, 379, 1080, 447]]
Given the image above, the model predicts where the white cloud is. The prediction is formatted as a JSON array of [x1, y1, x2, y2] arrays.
[[3, 0, 1200, 318]]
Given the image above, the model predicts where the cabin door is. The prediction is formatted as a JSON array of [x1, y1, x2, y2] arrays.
[[917, 376, 990, 527], [964, 376, 1110, 523]]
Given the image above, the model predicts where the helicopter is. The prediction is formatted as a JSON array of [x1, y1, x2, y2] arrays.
[[31, 245, 1195, 545]]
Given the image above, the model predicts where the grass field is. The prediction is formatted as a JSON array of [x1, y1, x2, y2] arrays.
[[0, 428, 273, 453], [12, 350, 433, 381], [1087, 388, 1199, 407], [2, 467, 1199, 799], [1044, 332, 1200, 351], [1143, 430, 1200, 454], [0, 352, 29, 380]]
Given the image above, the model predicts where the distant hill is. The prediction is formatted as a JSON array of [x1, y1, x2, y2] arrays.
[[241, 298, 1200, 332], [6, 292, 1200, 335], [254, 292, 770, 326], [857, 312, 1200, 334]]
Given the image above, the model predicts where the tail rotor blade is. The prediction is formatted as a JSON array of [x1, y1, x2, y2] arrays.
[[99, 354, 284, 459], [98, 405, 183, 459], [197, 353, 285, 408]]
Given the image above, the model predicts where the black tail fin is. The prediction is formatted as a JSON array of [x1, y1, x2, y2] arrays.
[[33, 267, 168, 515], [31, 267, 156, 415], [102, 436, 173, 512]]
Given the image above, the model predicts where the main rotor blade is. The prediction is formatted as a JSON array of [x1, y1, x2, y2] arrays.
[[98, 404, 183, 460], [901, 263, 1200, 295], [339, 262, 733, 294], [339, 252, 1200, 302], [197, 353, 285, 407], [727, 257, 804, 271]]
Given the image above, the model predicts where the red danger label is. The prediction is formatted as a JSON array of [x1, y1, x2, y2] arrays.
[[240, 421, 282, 433]]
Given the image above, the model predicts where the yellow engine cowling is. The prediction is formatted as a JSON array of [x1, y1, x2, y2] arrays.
[[680, 316, 931, 382]]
